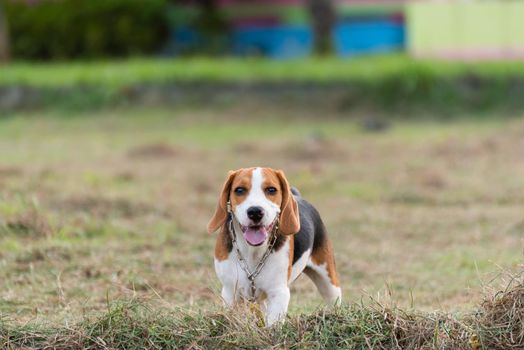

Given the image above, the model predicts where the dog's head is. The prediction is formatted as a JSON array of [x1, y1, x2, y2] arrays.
[[207, 167, 300, 246]]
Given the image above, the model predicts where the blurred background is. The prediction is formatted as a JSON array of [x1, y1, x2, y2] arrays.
[[2, 0, 524, 61], [1, 0, 524, 322]]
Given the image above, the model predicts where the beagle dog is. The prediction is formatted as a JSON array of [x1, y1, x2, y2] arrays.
[[208, 167, 341, 326]]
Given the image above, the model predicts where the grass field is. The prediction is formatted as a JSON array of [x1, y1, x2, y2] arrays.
[[1, 108, 523, 348]]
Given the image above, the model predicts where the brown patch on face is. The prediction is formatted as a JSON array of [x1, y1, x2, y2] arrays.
[[262, 168, 300, 235], [207, 168, 254, 234], [261, 168, 284, 207], [311, 237, 340, 287], [214, 224, 232, 261], [287, 235, 294, 281], [228, 168, 255, 211]]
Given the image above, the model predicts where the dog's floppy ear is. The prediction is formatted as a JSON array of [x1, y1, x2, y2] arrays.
[[276, 169, 300, 235], [207, 170, 238, 234]]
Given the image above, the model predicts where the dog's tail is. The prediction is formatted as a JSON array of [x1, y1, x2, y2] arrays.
[[291, 187, 301, 197]]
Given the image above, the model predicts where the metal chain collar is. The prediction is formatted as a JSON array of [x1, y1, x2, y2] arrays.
[[227, 200, 280, 302]]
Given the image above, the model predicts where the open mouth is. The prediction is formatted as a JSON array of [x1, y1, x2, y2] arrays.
[[240, 224, 272, 246]]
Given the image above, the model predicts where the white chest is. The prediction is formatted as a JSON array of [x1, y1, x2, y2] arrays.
[[215, 240, 291, 300]]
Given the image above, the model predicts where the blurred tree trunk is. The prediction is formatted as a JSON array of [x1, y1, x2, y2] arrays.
[[307, 0, 336, 55], [195, 0, 228, 54], [0, 4, 9, 63]]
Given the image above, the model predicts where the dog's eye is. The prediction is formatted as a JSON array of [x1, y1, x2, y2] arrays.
[[265, 187, 277, 195], [234, 187, 246, 195]]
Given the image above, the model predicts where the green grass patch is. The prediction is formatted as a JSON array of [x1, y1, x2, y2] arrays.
[[3, 55, 524, 113], [3, 55, 524, 87]]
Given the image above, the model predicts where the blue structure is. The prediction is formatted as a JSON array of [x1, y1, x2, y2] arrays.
[[169, 2, 407, 58], [231, 26, 313, 59], [334, 19, 405, 56], [172, 27, 202, 54]]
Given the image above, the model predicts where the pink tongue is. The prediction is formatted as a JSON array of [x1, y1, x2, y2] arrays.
[[243, 226, 268, 246]]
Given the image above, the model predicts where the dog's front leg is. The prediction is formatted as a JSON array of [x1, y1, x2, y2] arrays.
[[221, 285, 237, 306], [265, 287, 290, 326]]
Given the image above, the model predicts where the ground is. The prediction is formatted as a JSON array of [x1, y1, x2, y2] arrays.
[[0, 108, 523, 325]]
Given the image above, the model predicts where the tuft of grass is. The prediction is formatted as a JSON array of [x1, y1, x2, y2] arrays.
[[475, 282, 524, 349], [2, 276, 524, 349], [1, 207, 53, 238]]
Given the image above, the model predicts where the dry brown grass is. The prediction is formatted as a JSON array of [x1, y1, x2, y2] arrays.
[[1, 273, 524, 349], [474, 277, 524, 349], [126, 142, 179, 159]]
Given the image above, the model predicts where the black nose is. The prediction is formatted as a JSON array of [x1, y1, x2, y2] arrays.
[[247, 206, 264, 223]]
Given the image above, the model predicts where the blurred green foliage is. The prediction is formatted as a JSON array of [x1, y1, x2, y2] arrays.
[[1, 55, 524, 113], [5, 0, 169, 60], [5, 55, 524, 87]]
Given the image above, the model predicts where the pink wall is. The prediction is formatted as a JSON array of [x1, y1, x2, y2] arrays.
[[217, 0, 405, 4], [217, 0, 303, 5]]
